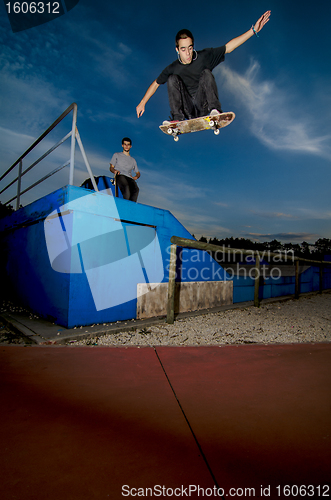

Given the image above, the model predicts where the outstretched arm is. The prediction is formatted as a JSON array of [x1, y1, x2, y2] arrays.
[[136, 80, 160, 118], [225, 10, 271, 54]]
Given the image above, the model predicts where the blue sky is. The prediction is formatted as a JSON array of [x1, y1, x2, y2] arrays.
[[0, 0, 330, 244]]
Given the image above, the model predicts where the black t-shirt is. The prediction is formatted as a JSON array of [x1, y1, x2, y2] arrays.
[[156, 46, 226, 97]]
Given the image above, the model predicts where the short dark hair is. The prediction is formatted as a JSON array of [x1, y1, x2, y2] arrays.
[[175, 29, 194, 48], [122, 137, 132, 145]]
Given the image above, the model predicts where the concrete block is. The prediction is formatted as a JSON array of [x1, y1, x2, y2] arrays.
[[137, 281, 233, 319]]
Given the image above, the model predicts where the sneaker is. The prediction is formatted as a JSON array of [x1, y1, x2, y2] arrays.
[[162, 119, 179, 125], [210, 109, 223, 116]]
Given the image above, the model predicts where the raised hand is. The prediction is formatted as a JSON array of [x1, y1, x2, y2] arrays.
[[254, 10, 271, 34]]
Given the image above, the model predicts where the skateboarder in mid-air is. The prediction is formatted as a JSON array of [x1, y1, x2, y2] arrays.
[[136, 11, 271, 124]]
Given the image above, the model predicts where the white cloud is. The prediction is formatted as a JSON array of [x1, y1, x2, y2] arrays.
[[250, 209, 298, 220], [215, 61, 331, 159], [295, 207, 331, 220], [58, 15, 137, 88], [250, 206, 331, 221], [0, 70, 71, 133], [0, 12, 139, 135]]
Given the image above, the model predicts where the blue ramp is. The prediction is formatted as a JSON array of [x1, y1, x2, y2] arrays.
[[1, 184, 230, 328]]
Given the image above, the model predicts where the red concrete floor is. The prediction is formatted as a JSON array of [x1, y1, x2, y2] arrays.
[[0, 344, 330, 500]]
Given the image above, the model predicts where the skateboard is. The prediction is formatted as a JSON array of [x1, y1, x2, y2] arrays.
[[111, 174, 119, 197], [159, 111, 235, 141]]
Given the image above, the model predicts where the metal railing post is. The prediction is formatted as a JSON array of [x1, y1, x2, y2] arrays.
[[69, 103, 78, 185], [16, 160, 23, 210], [75, 128, 98, 192], [166, 244, 177, 324]]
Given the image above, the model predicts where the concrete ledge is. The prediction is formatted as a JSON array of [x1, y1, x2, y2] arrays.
[[137, 281, 233, 319], [1, 314, 42, 345]]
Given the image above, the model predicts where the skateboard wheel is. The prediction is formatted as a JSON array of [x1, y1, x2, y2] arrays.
[[167, 128, 173, 134], [214, 129, 220, 135], [174, 136, 179, 142], [209, 120, 214, 127]]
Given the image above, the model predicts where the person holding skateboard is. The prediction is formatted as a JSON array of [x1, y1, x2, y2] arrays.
[[109, 138, 140, 202], [136, 11, 270, 123]]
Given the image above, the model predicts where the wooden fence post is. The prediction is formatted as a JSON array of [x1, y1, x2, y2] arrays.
[[295, 260, 300, 299], [254, 257, 261, 307], [319, 265, 323, 294], [166, 244, 177, 324]]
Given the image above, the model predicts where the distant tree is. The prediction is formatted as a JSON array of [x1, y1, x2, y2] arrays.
[[193, 234, 331, 264], [300, 241, 311, 257], [209, 237, 221, 246], [265, 239, 283, 251], [313, 238, 331, 259], [283, 243, 301, 256]]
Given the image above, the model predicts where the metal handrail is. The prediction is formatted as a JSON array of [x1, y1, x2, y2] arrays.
[[0, 103, 98, 209], [0, 131, 72, 196]]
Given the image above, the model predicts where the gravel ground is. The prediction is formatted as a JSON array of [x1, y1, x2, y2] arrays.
[[74, 292, 331, 347], [0, 322, 33, 345], [0, 302, 37, 345], [1, 292, 330, 346]]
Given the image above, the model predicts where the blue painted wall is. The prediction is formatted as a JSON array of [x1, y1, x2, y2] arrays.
[[1, 183, 330, 327], [1, 184, 229, 327], [231, 265, 331, 303]]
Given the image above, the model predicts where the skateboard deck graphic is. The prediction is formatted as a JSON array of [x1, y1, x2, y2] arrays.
[[159, 112, 235, 141]]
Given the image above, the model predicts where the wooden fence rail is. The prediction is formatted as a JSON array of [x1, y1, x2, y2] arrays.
[[167, 236, 331, 324]]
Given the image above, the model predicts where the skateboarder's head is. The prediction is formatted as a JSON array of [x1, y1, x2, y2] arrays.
[[175, 29, 195, 65], [175, 29, 194, 48]]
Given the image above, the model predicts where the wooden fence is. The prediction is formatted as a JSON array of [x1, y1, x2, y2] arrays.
[[167, 236, 331, 324]]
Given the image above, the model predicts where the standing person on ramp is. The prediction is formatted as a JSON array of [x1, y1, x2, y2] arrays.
[[109, 138, 140, 202], [136, 11, 271, 124]]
